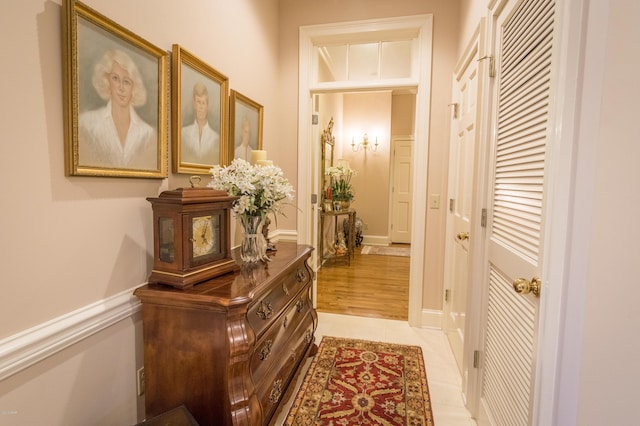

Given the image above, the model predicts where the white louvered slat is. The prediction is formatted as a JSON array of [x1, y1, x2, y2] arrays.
[[484, 266, 536, 426], [482, 0, 555, 424]]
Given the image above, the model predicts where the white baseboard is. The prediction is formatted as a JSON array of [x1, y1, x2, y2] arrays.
[[361, 235, 390, 246], [270, 228, 298, 242], [0, 286, 142, 381], [420, 308, 443, 329]]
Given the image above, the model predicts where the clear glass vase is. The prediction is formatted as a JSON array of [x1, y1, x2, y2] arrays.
[[240, 214, 268, 262]]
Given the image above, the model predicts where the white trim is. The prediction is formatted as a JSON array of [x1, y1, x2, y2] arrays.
[[0, 287, 142, 381], [270, 228, 298, 243], [534, 0, 598, 425], [420, 309, 443, 330], [299, 15, 434, 329], [361, 235, 391, 246]]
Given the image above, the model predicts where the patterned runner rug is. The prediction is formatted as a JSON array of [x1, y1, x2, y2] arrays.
[[361, 245, 411, 257], [285, 337, 434, 425]]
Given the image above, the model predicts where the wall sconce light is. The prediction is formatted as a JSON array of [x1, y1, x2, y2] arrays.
[[351, 133, 379, 152]]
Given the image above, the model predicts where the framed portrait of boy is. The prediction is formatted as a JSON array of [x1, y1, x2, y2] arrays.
[[172, 44, 229, 175], [62, 0, 169, 178], [229, 90, 263, 164]]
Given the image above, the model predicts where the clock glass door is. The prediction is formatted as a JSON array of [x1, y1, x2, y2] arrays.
[[159, 217, 175, 263], [190, 213, 223, 266]]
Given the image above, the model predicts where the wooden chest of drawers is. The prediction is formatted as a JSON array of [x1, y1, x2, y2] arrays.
[[134, 243, 317, 426]]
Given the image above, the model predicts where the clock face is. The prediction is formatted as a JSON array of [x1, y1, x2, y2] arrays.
[[191, 215, 220, 258]]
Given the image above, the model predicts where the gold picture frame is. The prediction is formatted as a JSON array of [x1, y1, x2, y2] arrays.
[[172, 44, 229, 174], [229, 90, 263, 163], [62, 0, 169, 178]]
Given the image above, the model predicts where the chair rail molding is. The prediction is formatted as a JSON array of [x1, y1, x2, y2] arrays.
[[0, 286, 142, 381]]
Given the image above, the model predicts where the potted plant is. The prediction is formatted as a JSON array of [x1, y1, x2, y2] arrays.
[[326, 163, 357, 209]]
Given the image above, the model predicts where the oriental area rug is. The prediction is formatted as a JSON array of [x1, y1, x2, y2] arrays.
[[361, 245, 411, 257], [284, 337, 434, 426]]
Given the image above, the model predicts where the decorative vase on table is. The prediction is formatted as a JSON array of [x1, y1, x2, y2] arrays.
[[209, 158, 295, 264], [240, 214, 267, 262]]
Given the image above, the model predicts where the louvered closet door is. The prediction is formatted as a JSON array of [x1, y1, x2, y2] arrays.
[[479, 0, 555, 425]]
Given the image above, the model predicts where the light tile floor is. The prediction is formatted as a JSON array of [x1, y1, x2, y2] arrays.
[[275, 312, 477, 425]]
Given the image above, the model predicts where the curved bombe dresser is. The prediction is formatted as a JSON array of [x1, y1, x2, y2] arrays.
[[134, 243, 317, 426]]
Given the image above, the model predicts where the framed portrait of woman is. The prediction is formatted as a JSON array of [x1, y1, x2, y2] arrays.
[[171, 44, 229, 174], [62, 0, 169, 178], [229, 90, 263, 164]]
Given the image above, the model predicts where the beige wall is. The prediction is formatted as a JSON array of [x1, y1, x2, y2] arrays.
[[341, 92, 393, 238], [574, 1, 640, 423], [391, 94, 416, 137], [0, 0, 280, 337], [0, 0, 279, 424]]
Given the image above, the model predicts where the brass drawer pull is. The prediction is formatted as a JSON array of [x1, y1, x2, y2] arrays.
[[296, 270, 307, 282], [269, 379, 283, 404], [256, 300, 273, 320], [304, 330, 313, 344], [258, 340, 273, 361], [295, 299, 305, 312], [282, 282, 289, 296]]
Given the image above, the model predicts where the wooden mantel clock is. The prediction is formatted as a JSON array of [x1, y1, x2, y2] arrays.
[[147, 180, 238, 289]]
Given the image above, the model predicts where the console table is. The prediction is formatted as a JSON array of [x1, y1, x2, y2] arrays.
[[319, 209, 356, 265], [134, 243, 317, 426]]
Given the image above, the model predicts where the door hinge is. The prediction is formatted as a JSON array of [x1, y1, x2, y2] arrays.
[[481, 208, 487, 228], [448, 103, 459, 119], [449, 198, 455, 213], [445, 289, 450, 302], [478, 55, 496, 78], [473, 350, 481, 368]]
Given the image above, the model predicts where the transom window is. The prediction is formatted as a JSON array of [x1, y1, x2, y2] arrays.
[[315, 39, 416, 85]]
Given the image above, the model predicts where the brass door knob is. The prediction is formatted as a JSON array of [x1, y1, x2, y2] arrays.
[[512, 277, 541, 297], [456, 232, 470, 241]]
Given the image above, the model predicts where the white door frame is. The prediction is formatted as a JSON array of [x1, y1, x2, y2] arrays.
[[298, 15, 433, 326]]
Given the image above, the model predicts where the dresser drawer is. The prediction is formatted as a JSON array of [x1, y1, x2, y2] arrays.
[[135, 243, 315, 426], [251, 287, 313, 386], [247, 263, 310, 338], [255, 319, 315, 422]]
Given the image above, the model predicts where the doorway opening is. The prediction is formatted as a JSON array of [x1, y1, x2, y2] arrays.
[[314, 91, 414, 320], [297, 15, 433, 326]]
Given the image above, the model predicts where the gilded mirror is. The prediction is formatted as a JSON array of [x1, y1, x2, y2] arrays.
[[321, 117, 335, 191]]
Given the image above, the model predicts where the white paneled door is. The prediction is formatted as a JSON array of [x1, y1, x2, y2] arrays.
[[390, 138, 413, 244], [478, 0, 555, 425], [443, 29, 481, 377]]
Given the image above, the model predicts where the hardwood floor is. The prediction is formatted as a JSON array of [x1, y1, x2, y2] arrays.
[[316, 244, 410, 321]]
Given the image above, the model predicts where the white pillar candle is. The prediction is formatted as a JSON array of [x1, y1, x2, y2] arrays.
[[256, 160, 273, 166], [250, 150, 267, 165]]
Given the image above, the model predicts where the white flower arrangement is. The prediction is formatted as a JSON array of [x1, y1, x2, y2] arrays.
[[325, 163, 357, 201], [325, 164, 357, 181], [209, 158, 294, 220]]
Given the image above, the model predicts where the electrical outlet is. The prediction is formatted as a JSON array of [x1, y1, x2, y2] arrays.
[[137, 367, 145, 396], [364, 223, 369, 230]]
